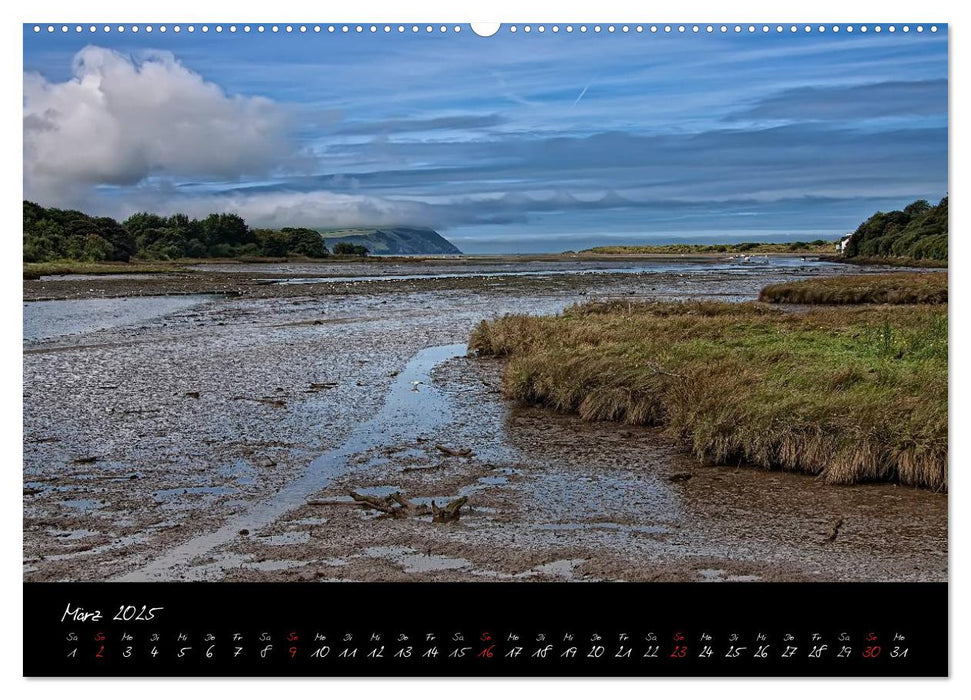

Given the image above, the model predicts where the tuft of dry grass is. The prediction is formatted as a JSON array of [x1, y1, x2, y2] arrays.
[[818, 255, 947, 269], [470, 300, 947, 491], [759, 272, 947, 305]]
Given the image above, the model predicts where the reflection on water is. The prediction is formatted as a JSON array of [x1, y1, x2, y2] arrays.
[[23, 295, 214, 343], [120, 342, 469, 581]]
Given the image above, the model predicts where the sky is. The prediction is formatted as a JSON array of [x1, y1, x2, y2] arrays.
[[23, 25, 948, 253]]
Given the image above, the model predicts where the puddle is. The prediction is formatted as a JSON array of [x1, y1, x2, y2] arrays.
[[121, 342, 469, 581], [256, 531, 312, 546], [47, 528, 97, 541], [696, 568, 762, 582], [154, 486, 236, 502], [42, 533, 148, 562], [23, 295, 214, 343], [457, 475, 512, 497], [517, 558, 586, 580], [318, 557, 349, 567], [219, 460, 257, 486], [245, 559, 307, 571], [180, 551, 309, 577], [353, 485, 401, 498], [61, 498, 102, 512], [361, 545, 472, 573]]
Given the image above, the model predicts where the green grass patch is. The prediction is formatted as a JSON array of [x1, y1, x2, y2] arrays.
[[23, 260, 186, 280], [470, 301, 947, 490], [580, 241, 833, 255], [760, 272, 947, 305]]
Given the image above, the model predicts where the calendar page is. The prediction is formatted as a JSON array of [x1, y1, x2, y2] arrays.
[[21, 20, 948, 677]]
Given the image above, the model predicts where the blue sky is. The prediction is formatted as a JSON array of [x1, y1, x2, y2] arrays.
[[23, 25, 948, 253]]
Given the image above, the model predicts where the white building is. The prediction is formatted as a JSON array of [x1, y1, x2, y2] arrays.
[[836, 234, 853, 254]]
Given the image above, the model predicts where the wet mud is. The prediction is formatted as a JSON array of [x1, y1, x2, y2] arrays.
[[23, 258, 946, 582]]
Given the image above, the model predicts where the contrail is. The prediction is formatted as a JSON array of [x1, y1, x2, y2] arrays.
[[571, 82, 591, 108]]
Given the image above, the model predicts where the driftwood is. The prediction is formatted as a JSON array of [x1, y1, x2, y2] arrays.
[[432, 497, 468, 523], [350, 491, 405, 516], [256, 397, 287, 407], [322, 491, 468, 522], [306, 382, 338, 393], [435, 444, 474, 458]]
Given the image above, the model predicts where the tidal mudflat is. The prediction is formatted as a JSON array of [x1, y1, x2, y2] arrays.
[[22, 257, 946, 582]]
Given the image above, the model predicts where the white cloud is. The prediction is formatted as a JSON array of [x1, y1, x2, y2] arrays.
[[24, 46, 292, 203]]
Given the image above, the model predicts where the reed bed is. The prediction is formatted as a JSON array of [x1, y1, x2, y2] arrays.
[[759, 272, 947, 305], [470, 300, 947, 490]]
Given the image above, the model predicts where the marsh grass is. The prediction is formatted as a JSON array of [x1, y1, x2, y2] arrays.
[[582, 242, 833, 255], [470, 301, 947, 490], [818, 255, 947, 269], [23, 261, 186, 280], [759, 272, 947, 305]]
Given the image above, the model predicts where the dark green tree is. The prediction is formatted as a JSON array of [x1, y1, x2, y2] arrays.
[[281, 227, 328, 258], [333, 242, 369, 256]]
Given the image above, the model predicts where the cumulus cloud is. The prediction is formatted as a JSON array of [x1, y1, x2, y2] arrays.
[[24, 46, 293, 203]]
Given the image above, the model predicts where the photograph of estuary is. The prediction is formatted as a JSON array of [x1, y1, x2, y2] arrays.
[[23, 24, 947, 586]]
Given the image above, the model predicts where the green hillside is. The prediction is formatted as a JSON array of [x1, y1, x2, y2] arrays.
[[320, 227, 462, 255]]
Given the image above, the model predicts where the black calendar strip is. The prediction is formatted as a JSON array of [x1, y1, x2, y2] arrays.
[[24, 582, 947, 677]]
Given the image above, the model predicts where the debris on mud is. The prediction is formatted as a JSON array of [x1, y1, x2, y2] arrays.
[[306, 382, 337, 393], [401, 463, 447, 474], [435, 444, 473, 458], [27, 436, 60, 444], [232, 395, 287, 408], [822, 517, 844, 543], [339, 490, 469, 522], [432, 497, 468, 523]]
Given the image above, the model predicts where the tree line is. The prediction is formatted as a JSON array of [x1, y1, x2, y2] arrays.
[[23, 201, 368, 262], [844, 196, 948, 261]]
